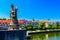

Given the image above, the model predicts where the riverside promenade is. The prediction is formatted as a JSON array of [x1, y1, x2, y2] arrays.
[[0, 30, 26, 40], [27, 29, 60, 34]]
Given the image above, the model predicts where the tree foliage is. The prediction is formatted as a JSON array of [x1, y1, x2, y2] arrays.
[[38, 22, 45, 30], [0, 18, 6, 20], [26, 24, 35, 30]]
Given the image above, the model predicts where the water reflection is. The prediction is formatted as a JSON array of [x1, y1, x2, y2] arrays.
[[29, 32, 60, 40], [45, 34, 48, 40]]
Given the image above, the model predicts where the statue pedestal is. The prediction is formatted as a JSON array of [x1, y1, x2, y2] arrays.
[[8, 20, 19, 30], [8, 25, 19, 30]]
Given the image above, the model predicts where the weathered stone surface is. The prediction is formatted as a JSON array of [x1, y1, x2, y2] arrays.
[[9, 4, 18, 30]]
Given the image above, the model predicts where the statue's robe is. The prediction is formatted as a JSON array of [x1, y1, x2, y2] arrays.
[[9, 6, 18, 30]]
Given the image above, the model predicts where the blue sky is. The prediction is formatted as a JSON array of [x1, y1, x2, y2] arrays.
[[0, 0, 60, 20]]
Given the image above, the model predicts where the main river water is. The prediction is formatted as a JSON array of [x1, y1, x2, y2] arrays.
[[28, 32, 60, 40]]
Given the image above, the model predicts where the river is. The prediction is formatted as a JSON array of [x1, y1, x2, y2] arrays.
[[28, 32, 60, 40]]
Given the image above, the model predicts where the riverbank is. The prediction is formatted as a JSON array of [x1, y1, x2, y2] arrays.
[[28, 32, 60, 40], [27, 29, 60, 34]]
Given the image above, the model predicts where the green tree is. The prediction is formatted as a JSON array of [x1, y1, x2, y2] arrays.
[[56, 22, 60, 29], [0, 18, 6, 20], [26, 24, 35, 30], [48, 24, 53, 29], [3, 18, 6, 20], [48, 23, 58, 29], [38, 22, 45, 30]]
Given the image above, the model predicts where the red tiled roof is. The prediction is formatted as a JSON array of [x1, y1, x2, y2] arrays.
[[18, 20, 26, 24], [0, 20, 26, 24], [0, 20, 11, 24]]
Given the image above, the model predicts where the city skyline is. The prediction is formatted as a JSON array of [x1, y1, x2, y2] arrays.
[[0, 0, 60, 20]]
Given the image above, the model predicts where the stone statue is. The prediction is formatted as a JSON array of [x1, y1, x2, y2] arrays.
[[8, 4, 19, 30]]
